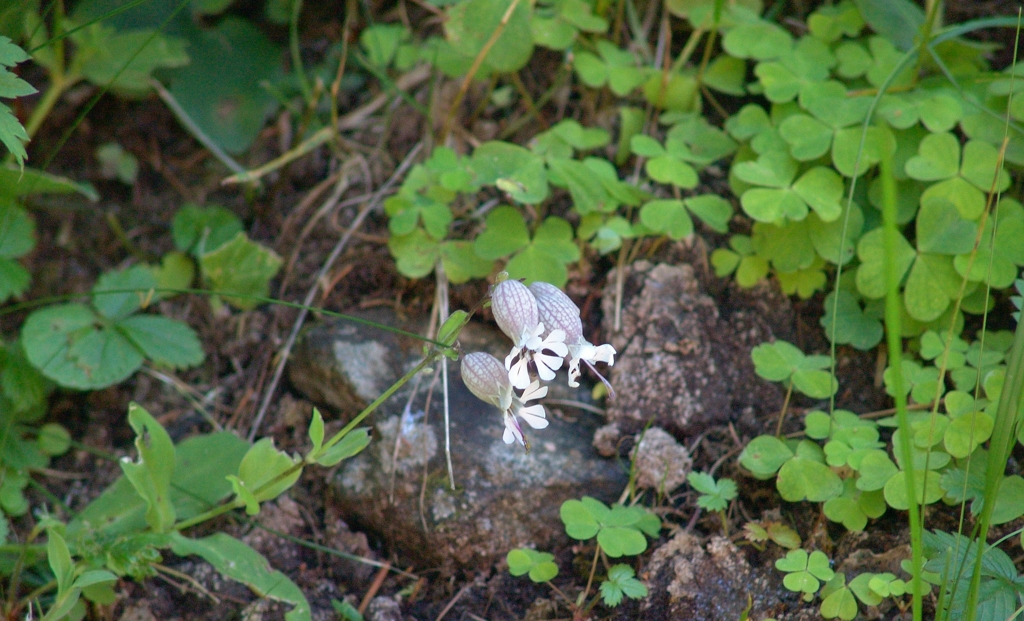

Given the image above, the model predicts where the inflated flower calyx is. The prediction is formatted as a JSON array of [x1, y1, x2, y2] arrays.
[[461, 351, 549, 450], [528, 282, 617, 393], [461, 352, 513, 413], [490, 278, 568, 389]]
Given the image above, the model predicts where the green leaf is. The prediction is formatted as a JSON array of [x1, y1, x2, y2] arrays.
[[233, 438, 301, 509], [69, 431, 249, 539], [640, 200, 692, 239], [316, 428, 370, 467], [685, 195, 732, 233], [808, 1, 863, 42], [687, 471, 737, 512], [854, 0, 923, 51], [905, 132, 960, 181], [388, 229, 440, 279], [199, 232, 282, 310], [172, 204, 244, 256], [309, 409, 325, 455], [471, 141, 549, 204], [504, 216, 579, 286], [37, 423, 71, 457], [169, 532, 311, 621], [47, 530, 74, 596], [445, 0, 534, 73], [0, 166, 98, 200], [821, 290, 883, 351], [792, 167, 843, 221], [855, 228, 915, 299], [22, 304, 144, 390], [740, 434, 794, 478], [507, 548, 558, 582], [75, 25, 189, 94], [168, 18, 281, 154], [944, 411, 993, 459], [93, 145, 139, 186], [722, 21, 792, 60], [904, 254, 960, 322], [990, 475, 1024, 525], [831, 125, 895, 177], [360, 23, 407, 68], [116, 315, 203, 370], [883, 469, 944, 510], [560, 498, 601, 540], [120, 403, 176, 532], [960, 139, 1011, 192], [855, 450, 898, 491], [820, 581, 858, 620], [597, 526, 647, 557], [600, 564, 647, 607], [777, 456, 844, 502], [92, 265, 158, 321]]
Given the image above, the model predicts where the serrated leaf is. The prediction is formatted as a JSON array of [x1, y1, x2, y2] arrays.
[[172, 204, 244, 256], [199, 232, 282, 310]]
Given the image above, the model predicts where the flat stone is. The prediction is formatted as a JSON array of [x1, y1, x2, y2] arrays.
[[601, 261, 783, 437], [288, 312, 627, 574]]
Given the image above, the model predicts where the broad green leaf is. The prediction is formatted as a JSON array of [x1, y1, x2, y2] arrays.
[[722, 21, 792, 60], [388, 229, 439, 279], [120, 403, 176, 532], [831, 125, 895, 177], [779, 113, 833, 160], [884, 469, 944, 509], [0, 200, 34, 259], [47, 530, 74, 595], [821, 291, 883, 351], [741, 436, 794, 479], [199, 232, 282, 310], [854, 0, 923, 51], [168, 18, 281, 154], [807, 202, 863, 265], [991, 475, 1024, 525], [855, 450, 898, 491], [22, 304, 144, 390], [446, 0, 533, 73], [855, 228, 915, 299], [685, 195, 732, 233], [76, 25, 189, 94], [808, 0, 863, 43], [69, 432, 249, 539], [92, 265, 158, 321], [777, 456, 844, 502], [169, 532, 311, 621], [792, 167, 843, 222], [960, 139, 1011, 192], [118, 315, 205, 369], [171, 204, 244, 256], [834, 41, 872, 78], [360, 24, 407, 67], [640, 200, 692, 239], [641, 70, 700, 111], [904, 254, 960, 322], [904, 132, 960, 181], [560, 498, 600, 540], [233, 438, 301, 508], [441, 241, 494, 284], [920, 177, 985, 221], [505, 216, 579, 286], [471, 141, 549, 204], [507, 548, 558, 582], [915, 199, 977, 255], [943, 411, 993, 459]]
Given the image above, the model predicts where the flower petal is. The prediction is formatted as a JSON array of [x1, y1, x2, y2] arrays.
[[518, 404, 549, 429]]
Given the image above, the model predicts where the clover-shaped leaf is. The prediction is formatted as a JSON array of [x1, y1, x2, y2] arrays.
[[776, 549, 835, 597], [631, 134, 698, 189], [559, 498, 657, 557], [751, 340, 838, 398], [532, 0, 608, 50], [777, 456, 844, 502], [830, 125, 896, 178], [711, 234, 770, 287], [808, 0, 863, 42], [740, 435, 795, 479], [905, 133, 1011, 192], [199, 232, 283, 311], [753, 36, 835, 103], [574, 40, 643, 96], [883, 469, 944, 510], [735, 151, 843, 223], [471, 141, 549, 205], [943, 410, 993, 459], [821, 290, 883, 351], [820, 574, 858, 620], [954, 204, 1024, 287], [600, 564, 648, 607], [723, 20, 792, 60], [172, 204, 243, 256], [389, 229, 440, 279], [855, 450, 899, 491], [507, 548, 559, 582], [532, 119, 611, 158], [446, 0, 533, 73]]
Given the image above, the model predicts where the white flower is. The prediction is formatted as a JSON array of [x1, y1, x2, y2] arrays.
[[491, 279, 568, 389], [462, 352, 549, 450], [529, 281, 617, 392]]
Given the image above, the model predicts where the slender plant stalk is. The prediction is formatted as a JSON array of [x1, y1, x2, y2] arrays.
[[880, 149, 922, 621]]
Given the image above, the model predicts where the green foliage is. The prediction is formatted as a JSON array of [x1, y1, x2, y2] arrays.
[[169, 532, 311, 621], [172, 204, 282, 310], [0, 36, 34, 168], [120, 404, 176, 533], [560, 496, 660, 557], [599, 564, 648, 607], [751, 340, 838, 398], [687, 471, 737, 512], [506, 548, 558, 582], [22, 265, 205, 389], [776, 549, 834, 601]]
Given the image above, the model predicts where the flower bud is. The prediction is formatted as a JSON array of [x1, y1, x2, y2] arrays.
[[490, 279, 539, 348], [461, 352, 512, 412], [529, 281, 584, 344]]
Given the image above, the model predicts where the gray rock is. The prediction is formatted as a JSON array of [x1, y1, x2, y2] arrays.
[[601, 261, 782, 437], [288, 312, 627, 574], [288, 309, 406, 419], [630, 427, 692, 493], [643, 532, 799, 620]]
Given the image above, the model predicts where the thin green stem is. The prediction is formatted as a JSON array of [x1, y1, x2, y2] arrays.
[[880, 148, 922, 621], [290, 0, 312, 104]]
